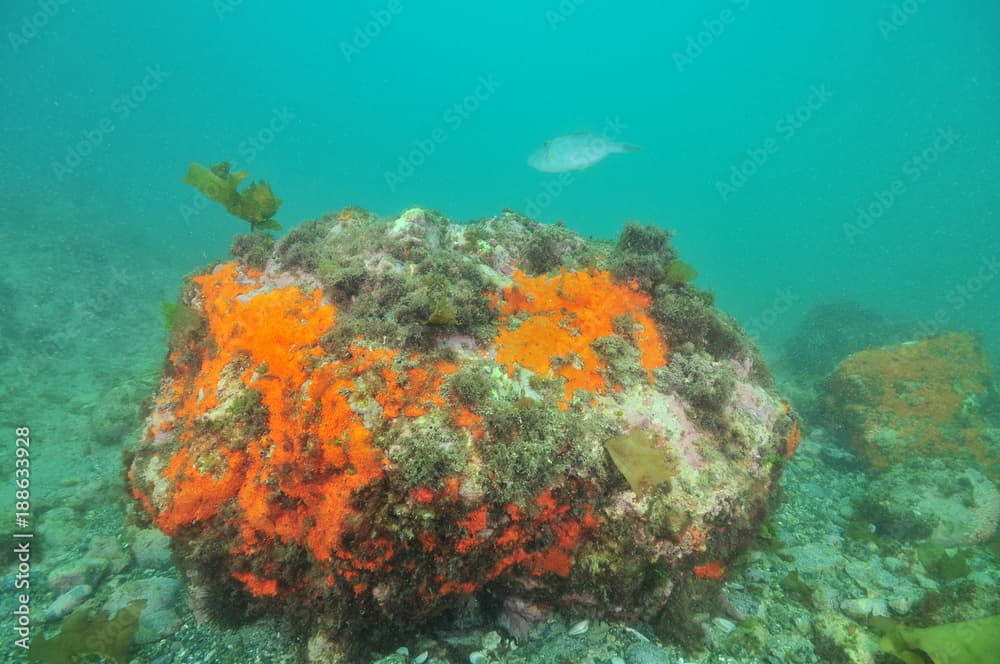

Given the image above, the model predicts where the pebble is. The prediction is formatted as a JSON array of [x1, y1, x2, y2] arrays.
[[623, 626, 650, 643], [792, 614, 812, 635], [44, 584, 92, 620], [712, 617, 736, 633], [889, 596, 912, 614], [626, 642, 670, 664], [86, 535, 132, 574], [840, 597, 889, 620], [135, 608, 182, 645], [104, 576, 182, 644], [481, 630, 502, 651], [47, 557, 109, 594], [105, 577, 179, 614], [130, 528, 174, 569], [37, 507, 84, 549], [882, 557, 905, 572]]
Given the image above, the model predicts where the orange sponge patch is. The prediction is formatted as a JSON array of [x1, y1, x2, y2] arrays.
[[148, 262, 480, 580], [494, 269, 668, 403], [156, 448, 243, 535]]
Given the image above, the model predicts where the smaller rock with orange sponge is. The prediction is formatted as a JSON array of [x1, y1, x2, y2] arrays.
[[826, 332, 998, 478]]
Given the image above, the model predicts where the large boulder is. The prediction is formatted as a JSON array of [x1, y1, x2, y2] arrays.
[[825, 332, 998, 476], [126, 208, 797, 653]]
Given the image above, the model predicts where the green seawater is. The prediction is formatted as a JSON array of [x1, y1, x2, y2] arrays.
[[1, 2, 997, 663], [3, 2, 997, 354]]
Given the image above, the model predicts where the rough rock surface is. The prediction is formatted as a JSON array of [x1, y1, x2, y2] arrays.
[[126, 208, 797, 652], [862, 460, 999, 545], [825, 332, 998, 476]]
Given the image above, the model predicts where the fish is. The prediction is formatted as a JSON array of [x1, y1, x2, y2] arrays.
[[527, 132, 639, 173]]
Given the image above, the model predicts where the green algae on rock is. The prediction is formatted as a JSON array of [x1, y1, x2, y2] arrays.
[[604, 430, 679, 497]]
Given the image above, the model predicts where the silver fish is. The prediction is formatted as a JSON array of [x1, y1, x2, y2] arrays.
[[527, 132, 639, 173]]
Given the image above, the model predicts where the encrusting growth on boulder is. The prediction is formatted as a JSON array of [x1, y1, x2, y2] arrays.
[[127, 207, 797, 654]]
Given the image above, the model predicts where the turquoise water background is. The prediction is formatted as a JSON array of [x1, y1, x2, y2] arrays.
[[2, 4, 999, 662], [2, 0, 998, 355]]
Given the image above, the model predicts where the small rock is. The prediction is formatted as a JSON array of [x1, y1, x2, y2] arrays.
[[712, 617, 736, 633], [888, 596, 912, 615], [38, 507, 83, 549], [480, 630, 502, 651], [87, 535, 131, 574], [129, 528, 173, 569], [811, 585, 841, 611], [372, 655, 406, 664], [626, 642, 670, 664], [47, 558, 109, 594], [104, 576, 180, 615], [864, 463, 1000, 546], [305, 632, 350, 663], [44, 584, 92, 621], [882, 557, 905, 572], [792, 614, 812, 635], [104, 577, 182, 645], [840, 597, 889, 620], [134, 608, 181, 644]]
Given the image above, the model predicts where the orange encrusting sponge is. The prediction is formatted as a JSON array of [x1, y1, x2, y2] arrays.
[[144, 263, 462, 588], [418, 489, 601, 599], [137, 263, 624, 600], [494, 269, 668, 405]]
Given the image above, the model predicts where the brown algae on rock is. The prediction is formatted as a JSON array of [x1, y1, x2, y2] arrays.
[[29, 599, 146, 664], [605, 430, 679, 496]]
